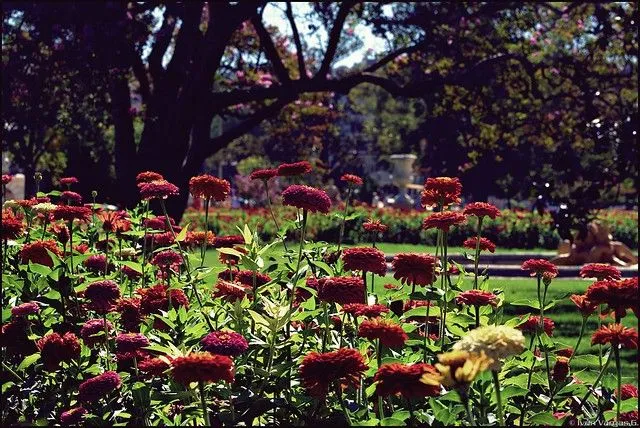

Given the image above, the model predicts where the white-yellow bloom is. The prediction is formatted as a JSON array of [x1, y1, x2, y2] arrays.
[[33, 202, 57, 214], [453, 325, 525, 371]]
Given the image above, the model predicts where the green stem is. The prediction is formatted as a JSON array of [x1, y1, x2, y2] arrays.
[[460, 390, 476, 426], [519, 335, 536, 426], [159, 199, 192, 277], [336, 187, 352, 253], [200, 198, 209, 268], [102, 313, 111, 370], [614, 345, 622, 420], [423, 297, 430, 362], [377, 339, 385, 421], [597, 305, 603, 370], [104, 230, 109, 277], [492, 370, 505, 426], [68, 220, 74, 274], [568, 316, 588, 366], [578, 349, 612, 408], [198, 381, 211, 427], [264, 180, 288, 254], [473, 217, 483, 290], [335, 384, 353, 426], [2, 361, 23, 383], [322, 302, 330, 352], [439, 231, 448, 348], [141, 201, 149, 290], [286, 210, 307, 336], [475, 305, 480, 329]]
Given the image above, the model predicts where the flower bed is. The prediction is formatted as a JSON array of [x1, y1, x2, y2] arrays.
[[1, 171, 637, 426]]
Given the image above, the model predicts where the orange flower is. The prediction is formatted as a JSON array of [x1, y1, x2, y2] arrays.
[[420, 177, 462, 207], [591, 324, 637, 349], [392, 253, 437, 286], [422, 212, 466, 232], [171, 353, 234, 385], [374, 363, 441, 398], [299, 348, 367, 397], [570, 294, 598, 317], [358, 318, 408, 348]]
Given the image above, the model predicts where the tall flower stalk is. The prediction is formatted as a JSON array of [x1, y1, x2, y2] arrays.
[[336, 187, 352, 254]]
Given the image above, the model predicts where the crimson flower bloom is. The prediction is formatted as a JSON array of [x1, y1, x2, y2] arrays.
[[115, 333, 150, 353], [97, 210, 130, 233], [60, 191, 82, 205], [121, 265, 142, 280], [83, 254, 111, 273], [392, 253, 437, 286], [463, 202, 501, 219], [586, 278, 638, 319], [521, 259, 559, 277], [84, 280, 121, 314], [277, 161, 312, 177], [139, 284, 189, 315], [317, 276, 365, 305], [50, 223, 69, 244], [20, 240, 61, 267], [619, 384, 638, 400], [556, 348, 574, 358], [618, 411, 639, 422], [281, 185, 331, 213], [117, 298, 143, 332], [78, 371, 121, 402], [171, 352, 234, 385], [144, 216, 176, 231], [518, 315, 555, 336], [552, 356, 570, 382], [579, 263, 621, 281], [136, 171, 164, 184], [201, 331, 248, 356], [52, 205, 91, 222], [139, 179, 180, 200], [80, 318, 113, 347], [342, 303, 389, 318], [1, 209, 24, 239], [422, 211, 466, 232], [463, 237, 496, 253], [37, 332, 81, 371], [212, 235, 245, 248], [11, 302, 40, 318], [138, 357, 171, 377], [184, 231, 215, 249], [342, 247, 387, 276], [456, 290, 498, 307], [60, 407, 86, 425], [358, 318, 408, 348], [249, 168, 278, 181], [2, 174, 13, 185], [420, 177, 462, 207], [374, 363, 441, 398], [591, 324, 637, 349], [299, 348, 368, 397], [340, 174, 363, 186], [363, 219, 388, 234], [150, 250, 183, 269], [218, 269, 271, 287], [569, 294, 598, 317], [212, 280, 251, 302], [59, 177, 79, 187], [189, 174, 231, 201]]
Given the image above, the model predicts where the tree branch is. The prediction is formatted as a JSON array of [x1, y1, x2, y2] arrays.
[[148, 9, 176, 84], [317, 1, 357, 77], [286, 2, 307, 79], [363, 43, 423, 73], [131, 47, 151, 104], [250, 15, 291, 83]]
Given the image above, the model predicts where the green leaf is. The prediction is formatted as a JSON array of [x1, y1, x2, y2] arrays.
[[17, 353, 40, 371], [501, 385, 529, 399], [28, 262, 51, 276], [217, 247, 245, 258], [381, 418, 405, 426], [570, 354, 601, 369], [528, 412, 562, 426], [402, 306, 441, 319], [176, 222, 190, 242], [118, 261, 142, 273], [510, 299, 540, 310]]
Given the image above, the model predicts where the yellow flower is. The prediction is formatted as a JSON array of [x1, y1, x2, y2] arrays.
[[452, 325, 525, 371], [430, 350, 493, 390], [33, 202, 57, 214]]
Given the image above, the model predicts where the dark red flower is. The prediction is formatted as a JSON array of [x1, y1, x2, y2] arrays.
[[80, 318, 113, 347], [213, 280, 251, 302], [20, 240, 61, 267], [422, 211, 466, 232], [374, 363, 441, 398], [556, 348, 574, 358], [363, 219, 388, 234], [358, 318, 408, 348], [249, 168, 278, 181], [218, 245, 248, 266], [201, 331, 248, 356], [117, 298, 143, 332], [277, 161, 312, 177], [78, 371, 121, 402], [50, 223, 69, 244], [0, 318, 36, 356], [340, 174, 363, 186], [342, 303, 389, 318], [143, 216, 176, 231], [150, 250, 183, 269], [463, 202, 501, 219], [52, 205, 91, 222], [60, 191, 82, 205], [2, 174, 13, 185], [317, 276, 365, 305], [299, 348, 368, 397], [342, 247, 387, 276], [171, 352, 234, 385], [591, 324, 637, 349], [138, 357, 171, 377], [456, 290, 498, 307], [184, 231, 215, 249], [84, 280, 121, 314], [391, 253, 437, 286], [619, 384, 638, 400], [1, 209, 24, 239], [463, 237, 496, 253], [138, 284, 189, 315], [136, 171, 164, 184], [97, 210, 130, 234], [518, 315, 555, 336], [59, 177, 79, 187], [618, 411, 639, 422], [139, 179, 180, 200], [83, 254, 112, 273], [150, 231, 175, 247], [11, 302, 40, 318], [189, 174, 231, 201], [570, 294, 598, 317], [212, 235, 245, 248], [121, 265, 142, 280], [579, 263, 622, 281], [521, 259, 558, 277], [552, 356, 570, 382], [421, 177, 462, 207], [115, 333, 149, 353], [60, 407, 86, 425], [218, 269, 271, 287], [282, 185, 331, 213], [37, 332, 81, 371], [586, 278, 638, 319]]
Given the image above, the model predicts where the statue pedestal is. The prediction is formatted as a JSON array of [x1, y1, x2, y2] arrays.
[[388, 154, 417, 209]]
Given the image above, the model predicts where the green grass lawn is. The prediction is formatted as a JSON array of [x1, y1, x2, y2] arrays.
[[348, 242, 557, 255]]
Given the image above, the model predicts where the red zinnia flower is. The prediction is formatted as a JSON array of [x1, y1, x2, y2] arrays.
[[1, 209, 24, 239], [422, 211, 466, 232], [618, 411, 639, 422], [2, 174, 13, 185], [201, 331, 248, 356], [619, 384, 638, 400], [299, 348, 368, 397], [218, 270, 272, 287], [249, 168, 278, 181], [84, 280, 121, 314], [521, 259, 559, 277], [116, 333, 149, 353], [277, 161, 312, 177], [586, 278, 638, 319], [212, 235, 245, 248], [136, 171, 164, 184], [342, 247, 387, 276], [80, 318, 113, 347], [184, 231, 215, 249], [97, 211, 128, 233], [358, 318, 408, 348], [60, 406, 86, 425], [20, 240, 61, 267], [456, 290, 498, 307], [0, 318, 36, 356], [363, 219, 388, 234], [121, 265, 142, 280], [139, 179, 180, 200], [552, 356, 570, 382], [78, 371, 121, 402], [212, 280, 251, 302], [463, 237, 496, 253], [50, 223, 69, 244], [84, 254, 111, 273], [171, 352, 234, 385], [579, 263, 621, 281], [189, 174, 231, 201], [137, 357, 171, 378], [421, 177, 462, 207], [463, 202, 501, 219], [138, 284, 189, 315], [340, 174, 363, 186], [117, 298, 143, 332], [60, 191, 82, 205], [150, 231, 175, 247], [52, 205, 91, 222], [282, 185, 331, 213], [392, 253, 437, 286], [591, 324, 637, 349], [37, 332, 81, 371], [342, 303, 389, 318], [59, 177, 79, 187], [570, 294, 598, 317], [143, 216, 176, 231], [518, 315, 555, 336], [556, 348, 574, 358], [150, 250, 183, 269], [374, 363, 441, 398], [11, 302, 40, 318], [317, 276, 365, 305]]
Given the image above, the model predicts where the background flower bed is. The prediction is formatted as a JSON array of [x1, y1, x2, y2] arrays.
[[184, 206, 638, 250]]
